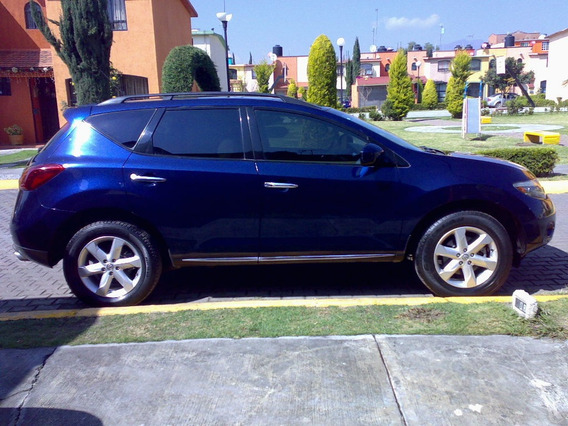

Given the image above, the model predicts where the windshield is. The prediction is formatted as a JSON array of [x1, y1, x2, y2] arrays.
[[323, 108, 422, 152]]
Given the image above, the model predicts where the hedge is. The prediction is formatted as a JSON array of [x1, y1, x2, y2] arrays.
[[476, 147, 559, 177]]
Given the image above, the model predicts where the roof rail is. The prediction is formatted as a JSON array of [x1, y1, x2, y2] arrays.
[[98, 92, 308, 106]]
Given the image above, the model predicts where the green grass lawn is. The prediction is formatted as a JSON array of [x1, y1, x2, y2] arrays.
[[2, 298, 567, 349], [0, 149, 36, 165], [374, 112, 568, 164]]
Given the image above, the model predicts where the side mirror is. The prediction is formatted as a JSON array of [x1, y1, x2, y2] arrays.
[[360, 143, 384, 166]]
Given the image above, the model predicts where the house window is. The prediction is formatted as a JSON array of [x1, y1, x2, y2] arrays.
[[24, 1, 42, 29], [65, 79, 77, 106], [0, 78, 11, 96], [541, 41, 549, 51], [436, 82, 447, 101], [411, 62, 418, 71], [385, 64, 390, 73], [107, 0, 127, 31], [438, 61, 450, 72], [470, 59, 481, 71], [361, 64, 373, 76]]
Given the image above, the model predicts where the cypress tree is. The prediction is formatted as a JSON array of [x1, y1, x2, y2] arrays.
[[422, 79, 438, 109], [352, 38, 361, 79], [307, 34, 337, 107], [345, 58, 353, 99], [383, 50, 414, 120], [32, 0, 113, 105], [446, 51, 472, 118]]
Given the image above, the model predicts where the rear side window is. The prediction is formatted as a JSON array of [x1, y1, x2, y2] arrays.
[[152, 108, 243, 158], [86, 109, 155, 148]]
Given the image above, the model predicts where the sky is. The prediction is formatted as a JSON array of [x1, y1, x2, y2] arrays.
[[191, 0, 568, 64]]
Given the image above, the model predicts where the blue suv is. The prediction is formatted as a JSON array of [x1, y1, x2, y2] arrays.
[[11, 93, 556, 306]]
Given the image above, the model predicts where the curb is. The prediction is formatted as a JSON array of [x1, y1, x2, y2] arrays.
[[2, 294, 568, 322]]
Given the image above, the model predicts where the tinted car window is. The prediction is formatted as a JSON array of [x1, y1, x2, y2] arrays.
[[153, 108, 243, 158], [255, 109, 365, 162], [86, 109, 155, 147]]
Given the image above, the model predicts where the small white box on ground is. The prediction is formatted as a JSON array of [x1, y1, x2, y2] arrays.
[[511, 290, 538, 319]]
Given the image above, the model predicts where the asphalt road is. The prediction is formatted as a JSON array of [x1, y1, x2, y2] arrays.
[[1, 188, 567, 313]]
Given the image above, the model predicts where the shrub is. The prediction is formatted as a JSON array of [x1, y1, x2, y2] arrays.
[[477, 147, 559, 176], [369, 109, 383, 121], [287, 79, 298, 98], [162, 45, 220, 92], [254, 61, 276, 93]]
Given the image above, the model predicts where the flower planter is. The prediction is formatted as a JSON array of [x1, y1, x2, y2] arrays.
[[8, 134, 24, 145]]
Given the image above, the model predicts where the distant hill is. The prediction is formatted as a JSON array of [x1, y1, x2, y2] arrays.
[[440, 38, 485, 50]]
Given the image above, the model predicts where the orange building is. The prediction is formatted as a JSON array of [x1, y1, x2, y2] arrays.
[[0, 0, 197, 146], [0, 0, 58, 146]]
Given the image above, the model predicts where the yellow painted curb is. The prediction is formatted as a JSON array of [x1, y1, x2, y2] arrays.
[[0, 180, 18, 190], [1, 294, 568, 322]]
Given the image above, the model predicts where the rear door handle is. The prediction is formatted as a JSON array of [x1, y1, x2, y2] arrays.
[[130, 173, 167, 183], [264, 182, 298, 190]]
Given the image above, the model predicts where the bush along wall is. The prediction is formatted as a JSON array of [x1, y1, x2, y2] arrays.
[[476, 147, 559, 177]]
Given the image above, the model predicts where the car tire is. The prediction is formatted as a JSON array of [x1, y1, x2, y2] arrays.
[[414, 211, 513, 297], [63, 221, 162, 307]]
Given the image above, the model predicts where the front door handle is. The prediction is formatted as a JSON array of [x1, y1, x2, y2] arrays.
[[130, 173, 167, 183], [264, 182, 299, 189]]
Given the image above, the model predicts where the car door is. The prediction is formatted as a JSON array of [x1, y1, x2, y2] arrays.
[[252, 108, 404, 262], [124, 107, 261, 265]]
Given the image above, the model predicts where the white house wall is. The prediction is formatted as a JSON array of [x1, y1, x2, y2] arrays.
[[547, 29, 568, 102]]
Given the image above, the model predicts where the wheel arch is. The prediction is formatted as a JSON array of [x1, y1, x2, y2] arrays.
[[405, 200, 522, 265], [49, 208, 172, 269]]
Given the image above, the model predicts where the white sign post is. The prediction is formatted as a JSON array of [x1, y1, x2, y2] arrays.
[[462, 97, 481, 138]]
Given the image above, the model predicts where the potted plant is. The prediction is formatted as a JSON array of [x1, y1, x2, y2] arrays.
[[4, 124, 23, 145]]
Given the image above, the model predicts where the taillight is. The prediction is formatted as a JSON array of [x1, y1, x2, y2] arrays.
[[19, 164, 65, 191]]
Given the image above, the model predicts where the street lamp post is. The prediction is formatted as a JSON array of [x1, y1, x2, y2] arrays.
[[216, 12, 232, 91], [337, 37, 345, 105]]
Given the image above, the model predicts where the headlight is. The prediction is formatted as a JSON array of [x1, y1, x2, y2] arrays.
[[514, 180, 547, 200]]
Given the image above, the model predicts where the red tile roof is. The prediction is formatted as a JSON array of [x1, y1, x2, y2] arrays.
[[0, 49, 52, 68], [355, 76, 390, 86]]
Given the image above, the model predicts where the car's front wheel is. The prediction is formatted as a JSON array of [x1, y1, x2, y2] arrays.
[[63, 221, 162, 306], [414, 211, 513, 297]]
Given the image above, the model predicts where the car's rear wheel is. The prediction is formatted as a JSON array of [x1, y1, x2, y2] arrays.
[[414, 211, 513, 297], [63, 221, 162, 307]]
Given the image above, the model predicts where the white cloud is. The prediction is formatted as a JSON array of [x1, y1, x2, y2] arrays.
[[385, 14, 440, 30]]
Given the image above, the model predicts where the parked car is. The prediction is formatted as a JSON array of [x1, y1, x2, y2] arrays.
[[11, 93, 555, 306], [486, 92, 519, 107]]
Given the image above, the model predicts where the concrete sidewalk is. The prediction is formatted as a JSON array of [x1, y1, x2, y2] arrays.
[[1, 335, 567, 425]]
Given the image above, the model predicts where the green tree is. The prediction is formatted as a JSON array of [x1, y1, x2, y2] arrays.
[[382, 50, 414, 120], [254, 61, 275, 93], [307, 34, 337, 107], [162, 45, 220, 92], [287, 79, 298, 98], [345, 58, 354, 99], [482, 57, 535, 106], [352, 38, 361, 79], [422, 79, 438, 109], [298, 86, 307, 101], [445, 51, 473, 118], [32, 0, 112, 105]]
